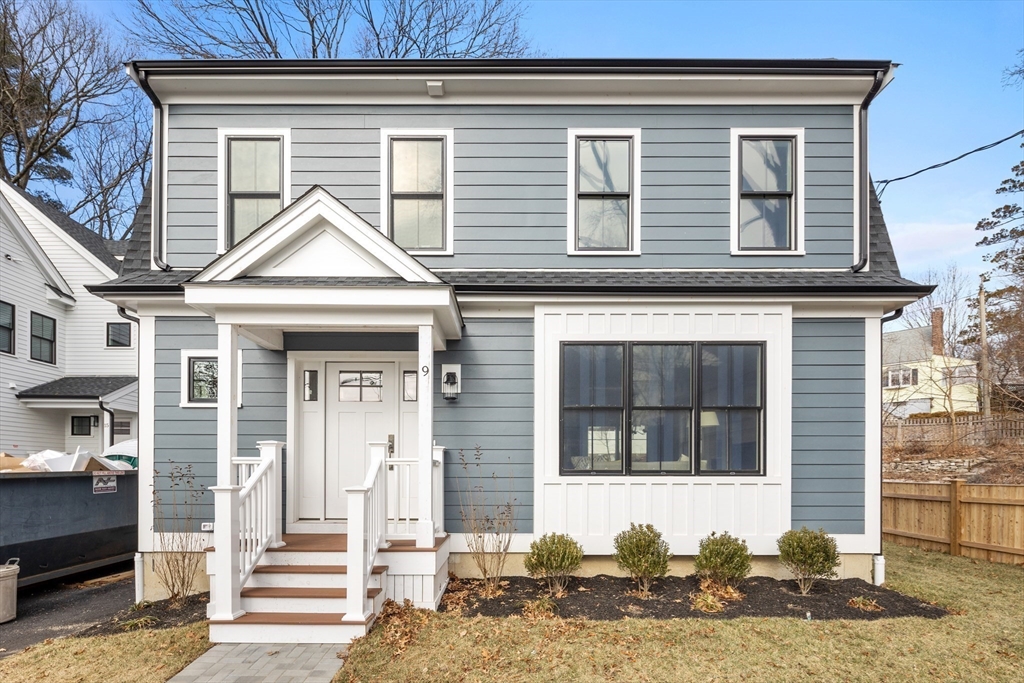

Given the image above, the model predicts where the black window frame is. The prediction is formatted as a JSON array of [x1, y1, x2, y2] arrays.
[[106, 322, 132, 348], [559, 341, 765, 476], [0, 300, 13, 355], [71, 415, 92, 436], [226, 136, 284, 248], [388, 136, 447, 252], [574, 135, 634, 252], [737, 135, 797, 252], [188, 356, 219, 404], [29, 311, 56, 364]]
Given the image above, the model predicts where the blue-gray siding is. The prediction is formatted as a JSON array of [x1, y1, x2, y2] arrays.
[[435, 318, 534, 533], [154, 317, 286, 527], [791, 318, 866, 534], [165, 105, 854, 269]]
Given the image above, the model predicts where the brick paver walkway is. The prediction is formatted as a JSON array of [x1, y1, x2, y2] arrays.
[[169, 643, 346, 683]]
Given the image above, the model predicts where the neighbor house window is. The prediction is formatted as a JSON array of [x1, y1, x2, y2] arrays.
[[71, 416, 92, 436], [883, 367, 917, 388], [0, 301, 13, 354], [731, 129, 804, 254], [568, 130, 641, 254], [113, 420, 132, 436], [561, 342, 763, 476], [227, 136, 283, 246], [388, 137, 446, 251], [106, 322, 131, 347], [30, 312, 56, 364]]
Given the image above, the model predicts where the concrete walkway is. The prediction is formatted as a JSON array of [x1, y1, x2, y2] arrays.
[[169, 643, 346, 683]]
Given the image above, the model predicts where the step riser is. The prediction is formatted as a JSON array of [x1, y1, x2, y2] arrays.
[[262, 551, 348, 566], [210, 622, 367, 644], [247, 573, 383, 590], [241, 596, 349, 613]]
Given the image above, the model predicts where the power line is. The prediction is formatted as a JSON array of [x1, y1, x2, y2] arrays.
[[875, 129, 1024, 199]]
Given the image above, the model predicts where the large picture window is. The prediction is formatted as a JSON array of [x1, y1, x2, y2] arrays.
[[560, 342, 763, 476]]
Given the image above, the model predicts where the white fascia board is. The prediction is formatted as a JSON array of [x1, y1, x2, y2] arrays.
[[195, 186, 439, 284], [184, 284, 453, 308], [0, 190, 75, 298], [455, 293, 920, 310], [18, 398, 100, 410], [101, 381, 139, 407]]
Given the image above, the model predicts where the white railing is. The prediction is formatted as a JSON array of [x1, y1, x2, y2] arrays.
[[386, 457, 418, 538], [209, 441, 284, 622], [432, 444, 445, 536], [343, 442, 388, 623]]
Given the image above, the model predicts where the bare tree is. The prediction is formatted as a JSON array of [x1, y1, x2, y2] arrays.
[[125, 0, 354, 59], [902, 262, 975, 358], [355, 0, 529, 58]]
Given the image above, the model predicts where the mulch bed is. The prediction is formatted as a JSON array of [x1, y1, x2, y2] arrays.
[[75, 592, 210, 638], [443, 575, 947, 621]]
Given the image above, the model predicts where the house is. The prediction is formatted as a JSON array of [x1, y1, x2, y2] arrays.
[[1, 182, 139, 456], [88, 58, 931, 643], [882, 308, 978, 419]]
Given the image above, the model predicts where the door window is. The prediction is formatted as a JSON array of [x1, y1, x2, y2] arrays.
[[339, 371, 383, 402]]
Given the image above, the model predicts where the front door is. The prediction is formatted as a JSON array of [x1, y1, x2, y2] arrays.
[[323, 363, 397, 519]]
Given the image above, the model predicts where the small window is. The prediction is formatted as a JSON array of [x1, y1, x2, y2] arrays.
[[0, 301, 13, 354], [227, 137, 283, 246], [575, 137, 633, 251], [106, 322, 131, 347], [113, 420, 132, 436], [339, 371, 383, 402], [884, 368, 917, 388], [403, 370, 418, 401], [303, 370, 318, 401], [189, 357, 218, 403], [71, 416, 92, 436], [30, 312, 56, 364], [389, 137, 445, 251]]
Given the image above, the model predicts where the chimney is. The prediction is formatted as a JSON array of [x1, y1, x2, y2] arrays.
[[931, 308, 944, 355]]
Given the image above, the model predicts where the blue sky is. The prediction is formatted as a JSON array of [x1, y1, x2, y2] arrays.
[[83, 0, 1023, 283]]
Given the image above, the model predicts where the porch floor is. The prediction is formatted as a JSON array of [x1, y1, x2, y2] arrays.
[[267, 533, 450, 552]]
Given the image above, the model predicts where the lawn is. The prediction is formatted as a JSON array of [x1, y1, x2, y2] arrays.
[[338, 543, 1024, 683]]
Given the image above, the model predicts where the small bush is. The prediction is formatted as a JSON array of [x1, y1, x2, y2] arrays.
[[523, 533, 584, 597], [521, 596, 559, 619], [777, 527, 841, 595], [693, 532, 752, 588], [613, 523, 671, 597], [689, 591, 724, 613]]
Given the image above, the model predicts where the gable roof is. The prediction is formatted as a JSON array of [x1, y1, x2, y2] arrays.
[[3, 182, 122, 273], [882, 326, 932, 365], [0, 192, 75, 301]]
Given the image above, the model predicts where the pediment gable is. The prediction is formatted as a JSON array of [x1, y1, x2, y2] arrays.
[[193, 187, 439, 284]]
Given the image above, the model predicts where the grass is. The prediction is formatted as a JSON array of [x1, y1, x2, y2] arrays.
[[338, 543, 1024, 683], [0, 622, 210, 683]]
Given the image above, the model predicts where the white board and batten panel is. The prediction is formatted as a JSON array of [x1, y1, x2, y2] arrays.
[[534, 304, 793, 556]]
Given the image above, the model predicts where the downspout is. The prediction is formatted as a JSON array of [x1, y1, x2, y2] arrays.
[[117, 306, 140, 325], [98, 400, 116, 448], [851, 69, 888, 273], [129, 63, 171, 271]]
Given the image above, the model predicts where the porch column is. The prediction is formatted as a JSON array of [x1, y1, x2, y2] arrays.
[[417, 324, 435, 548], [216, 323, 239, 487]]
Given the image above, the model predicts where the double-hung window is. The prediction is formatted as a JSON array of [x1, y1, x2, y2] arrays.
[[561, 342, 763, 476], [731, 129, 804, 254], [30, 312, 56, 364], [0, 301, 13, 354], [387, 136, 447, 251], [568, 130, 641, 254], [225, 136, 284, 247]]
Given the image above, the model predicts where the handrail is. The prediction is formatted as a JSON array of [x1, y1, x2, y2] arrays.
[[237, 456, 274, 585], [343, 442, 388, 623]]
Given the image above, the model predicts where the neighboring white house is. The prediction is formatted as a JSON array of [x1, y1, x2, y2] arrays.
[[0, 181, 138, 456]]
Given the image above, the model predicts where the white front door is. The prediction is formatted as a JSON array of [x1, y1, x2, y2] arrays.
[[324, 362, 398, 519]]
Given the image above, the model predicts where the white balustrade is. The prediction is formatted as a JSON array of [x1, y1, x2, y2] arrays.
[[432, 445, 445, 536], [386, 458, 418, 538], [343, 442, 388, 623]]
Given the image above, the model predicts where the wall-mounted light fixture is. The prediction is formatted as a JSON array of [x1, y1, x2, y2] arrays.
[[441, 364, 461, 401], [91, 415, 100, 427]]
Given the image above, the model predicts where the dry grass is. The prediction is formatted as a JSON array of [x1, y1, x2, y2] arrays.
[[0, 622, 209, 683], [847, 596, 885, 612], [339, 543, 1024, 683]]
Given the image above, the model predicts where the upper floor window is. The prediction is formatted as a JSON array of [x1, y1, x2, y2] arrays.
[[0, 301, 13, 355], [380, 129, 454, 254], [567, 129, 641, 255], [217, 128, 291, 253], [730, 128, 804, 255], [106, 322, 131, 348], [30, 312, 56, 364]]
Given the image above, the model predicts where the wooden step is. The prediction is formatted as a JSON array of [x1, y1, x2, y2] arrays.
[[251, 564, 387, 575], [240, 586, 381, 599], [268, 534, 348, 552], [210, 612, 370, 626]]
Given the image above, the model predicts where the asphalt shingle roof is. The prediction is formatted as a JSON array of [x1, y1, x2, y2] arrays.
[[17, 376, 137, 399], [119, 182, 152, 275], [6, 184, 122, 272]]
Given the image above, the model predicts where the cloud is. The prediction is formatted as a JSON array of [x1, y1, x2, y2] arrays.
[[888, 221, 989, 278]]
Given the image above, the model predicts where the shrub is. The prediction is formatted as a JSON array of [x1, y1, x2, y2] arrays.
[[777, 527, 841, 595], [689, 590, 724, 614], [693, 531, 752, 588], [523, 533, 584, 597], [613, 523, 671, 597]]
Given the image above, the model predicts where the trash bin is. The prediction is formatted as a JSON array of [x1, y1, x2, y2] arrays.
[[0, 558, 19, 623]]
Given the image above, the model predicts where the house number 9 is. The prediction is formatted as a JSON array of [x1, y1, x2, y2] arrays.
[[422, 365, 430, 375]]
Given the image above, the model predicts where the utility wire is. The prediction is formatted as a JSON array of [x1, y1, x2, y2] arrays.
[[875, 129, 1024, 199]]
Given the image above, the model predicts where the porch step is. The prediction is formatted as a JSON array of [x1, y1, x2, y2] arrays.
[[239, 586, 385, 614], [249, 564, 387, 589], [251, 564, 388, 574], [208, 612, 373, 644], [241, 586, 381, 599]]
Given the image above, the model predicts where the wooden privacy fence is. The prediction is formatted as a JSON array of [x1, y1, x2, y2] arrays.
[[882, 480, 1024, 565], [884, 414, 1024, 447]]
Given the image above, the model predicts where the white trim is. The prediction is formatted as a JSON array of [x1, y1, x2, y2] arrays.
[[852, 104, 862, 268], [729, 128, 806, 256], [863, 314, 882, 554], [566, 128, 642, 256], [158, 104, 169, 270], [179, 348, 242, 408], [379, 128, 455, 256], [138, 315, 156, 552], [0, 188, 76, 298], [216, 128, 292, 255]]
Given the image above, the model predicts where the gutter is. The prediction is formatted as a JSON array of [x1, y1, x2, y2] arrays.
[[851, 67, 892, 272], [99, 400, 116, 448], [117, 306, 141, 325], [128, 63, 171, 272]]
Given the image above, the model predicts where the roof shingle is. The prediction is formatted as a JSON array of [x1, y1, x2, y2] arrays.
[[17, 376, 138, 399]]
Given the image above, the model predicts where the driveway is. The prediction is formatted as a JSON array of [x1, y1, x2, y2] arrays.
[[0, 563, 134, 658]]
